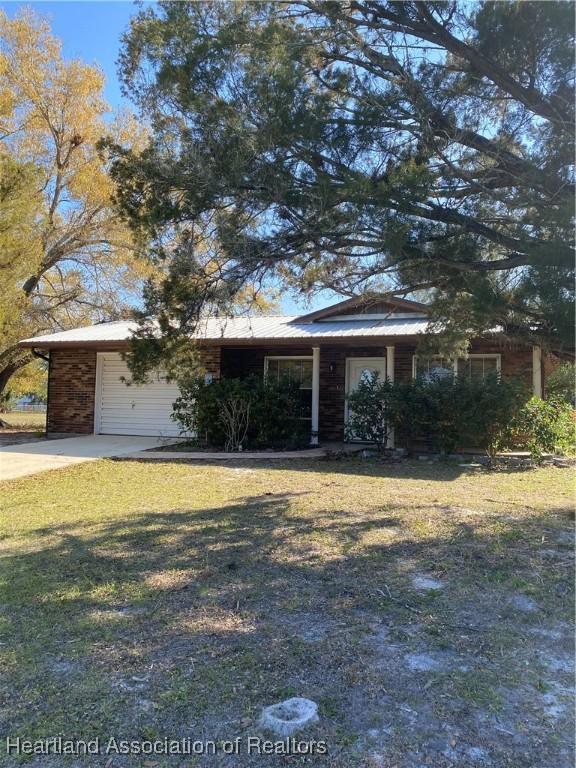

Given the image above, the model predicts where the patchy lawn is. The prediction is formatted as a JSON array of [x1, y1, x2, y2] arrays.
[[0, 459, 573, 767], [0, 411, 46, 446]]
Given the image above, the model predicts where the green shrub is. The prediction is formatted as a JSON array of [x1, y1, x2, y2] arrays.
[[345, 372, 528, 457], [345, 373, 392, 451], [416, 374, 463, 455], [508, 396, 576, 459], [385, 380, 429, 455], [172, 376, 228, 447], [407, 373, 525, 457], [455, 373, 527, 458], [546, 362, 575, 405], [250, 378, 310, 449], [172, 375, 310, 450]]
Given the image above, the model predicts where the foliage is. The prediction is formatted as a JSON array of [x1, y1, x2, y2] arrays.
[[345, 372, 528, 457], [345, 374, 391, 451], [172, 375, 310, 451], [508, 397, 575, 460], [415, 375, 466, 456], [0, 9, 150, 399], [454, 374, 527, 458], [249, 376, 310, 449], [0, 358, 47, 412], [385, 380, 430, 456], [107, 0, 574, 380], [0, 155, 42, 300], [546, 362, 575, 405]]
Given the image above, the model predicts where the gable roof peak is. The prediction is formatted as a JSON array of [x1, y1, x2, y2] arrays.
[[295, 294, 428, 323]]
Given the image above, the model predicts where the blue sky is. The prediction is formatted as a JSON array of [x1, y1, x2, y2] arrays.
[[1, 0, 333, 314], [1, 1, 139, 111]]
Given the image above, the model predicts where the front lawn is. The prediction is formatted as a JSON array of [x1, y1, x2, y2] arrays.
[[1, 459, 573, 767]]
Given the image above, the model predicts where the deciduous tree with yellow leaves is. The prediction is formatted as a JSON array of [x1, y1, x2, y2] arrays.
[[0, 9, 150, 407]]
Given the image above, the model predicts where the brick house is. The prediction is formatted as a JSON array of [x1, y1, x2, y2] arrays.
[[19, 296, 550, 443]]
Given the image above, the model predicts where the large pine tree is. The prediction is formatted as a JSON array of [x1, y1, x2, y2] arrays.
[[107, 0, 574, 369]]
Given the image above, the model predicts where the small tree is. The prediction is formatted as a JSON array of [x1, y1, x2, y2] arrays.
[[172, 377, 252, 449], [218, 380, 252, 451], [345, 374, 391, 452]]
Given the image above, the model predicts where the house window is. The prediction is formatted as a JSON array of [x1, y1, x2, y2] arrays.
[[264, 357, 313, 418], [413, 356, 455, 382], [456, 355, 501, 381], [413, 355, 501, 383]]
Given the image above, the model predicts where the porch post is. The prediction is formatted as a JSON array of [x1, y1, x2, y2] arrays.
[[532, 345, 542, 398], [386, 346, 395, 448], [311, 346, 320, 445]]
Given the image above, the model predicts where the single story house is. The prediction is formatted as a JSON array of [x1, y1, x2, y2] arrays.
[[19, 296, 551, 443]]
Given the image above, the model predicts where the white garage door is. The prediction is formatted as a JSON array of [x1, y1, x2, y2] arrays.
[[96, 353, 182, 436]]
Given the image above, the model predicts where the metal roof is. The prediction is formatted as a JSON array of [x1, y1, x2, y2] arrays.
[[20, 314, 432, 347]]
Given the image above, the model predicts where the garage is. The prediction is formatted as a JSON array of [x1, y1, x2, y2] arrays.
[[95, 352, 182, 437]]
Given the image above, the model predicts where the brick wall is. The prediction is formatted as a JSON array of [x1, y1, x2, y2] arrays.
[[47, 349, 97, 434], [198, 346, 221, 378]]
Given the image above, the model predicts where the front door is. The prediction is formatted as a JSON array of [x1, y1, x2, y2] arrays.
[[345, 357, 387, 439]]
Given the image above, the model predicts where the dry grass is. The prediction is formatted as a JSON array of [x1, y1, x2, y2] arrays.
[[0, 458, 573, 767], [1, 410, 46, 429]]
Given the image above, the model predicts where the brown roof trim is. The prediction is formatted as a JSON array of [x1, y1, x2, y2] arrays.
[[294, 295, 428, 322]]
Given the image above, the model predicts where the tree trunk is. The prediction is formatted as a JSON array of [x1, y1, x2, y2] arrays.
[[0, 354, 34, 425]]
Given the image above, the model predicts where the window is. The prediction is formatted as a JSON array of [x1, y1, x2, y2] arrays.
[[265, 357, 313, 388], [413, 356, 454, 382], [264, 357, 313, 419], [413, 355, 501, 383], [456, 355, 501, 381]]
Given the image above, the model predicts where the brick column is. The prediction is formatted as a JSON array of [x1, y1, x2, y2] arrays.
[[199, 346, 221, 382], [46, 349, 97, 434]]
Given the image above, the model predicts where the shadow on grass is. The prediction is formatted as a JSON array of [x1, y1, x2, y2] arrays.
[[112, 455, 543, 483], [0, 489, 573, 765]]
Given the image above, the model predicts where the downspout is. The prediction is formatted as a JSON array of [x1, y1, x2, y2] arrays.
[[32, 348, 50, 363]]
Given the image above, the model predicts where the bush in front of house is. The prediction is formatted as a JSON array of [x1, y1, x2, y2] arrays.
[[249, 377, 311, 449], [346, 372, 529, 458], [395, 373, 527, 457], [344, 373, 392, 451], [454, 373, 527, 458], [507, 396, 576, 459], [385, 379, 430, 456], [545, 362, 575, 405], [172, 375, 310, 451]]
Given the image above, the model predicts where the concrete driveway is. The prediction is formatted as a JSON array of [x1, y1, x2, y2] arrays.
[[0, 435, 173, 482]]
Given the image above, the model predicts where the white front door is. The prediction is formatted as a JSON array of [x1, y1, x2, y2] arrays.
[[345, 357, 387, 438]]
